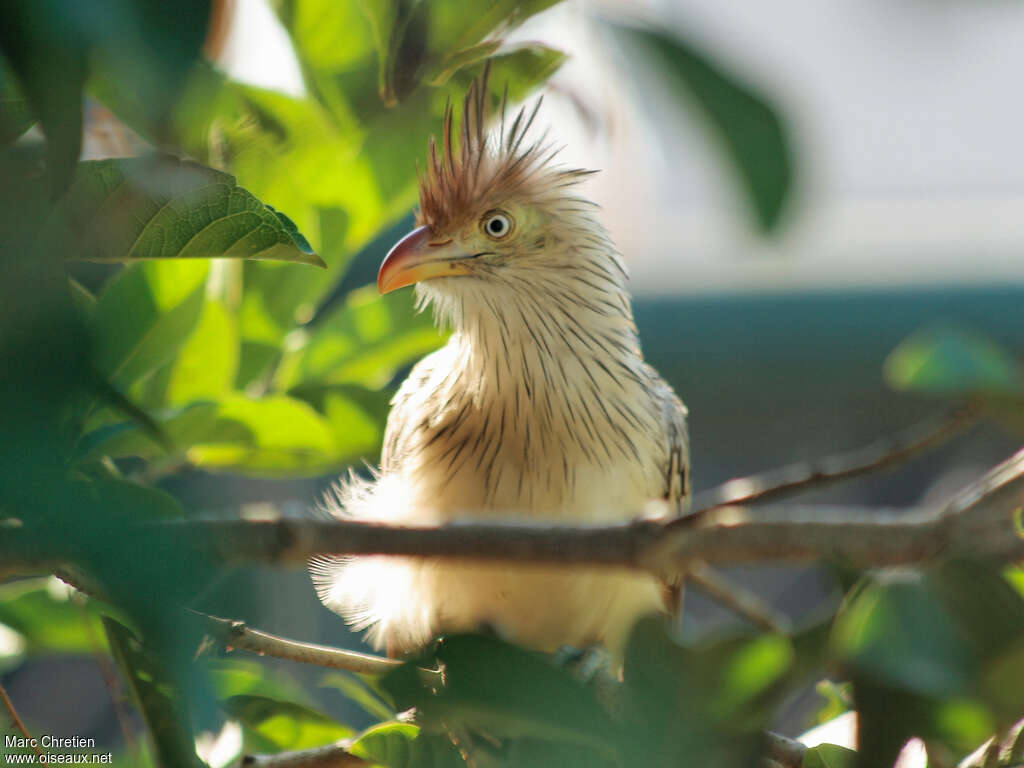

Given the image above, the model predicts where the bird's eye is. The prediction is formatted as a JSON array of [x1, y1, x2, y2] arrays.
[[481, 211, 513, 240]]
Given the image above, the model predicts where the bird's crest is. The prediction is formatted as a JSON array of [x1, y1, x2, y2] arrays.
[[417, 63, 587, 232]]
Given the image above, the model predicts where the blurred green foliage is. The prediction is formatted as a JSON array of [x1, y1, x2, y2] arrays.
[[0, 2, 1020, 768]]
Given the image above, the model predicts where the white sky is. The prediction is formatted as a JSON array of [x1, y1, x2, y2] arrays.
[[222, 0, 1024, 294]]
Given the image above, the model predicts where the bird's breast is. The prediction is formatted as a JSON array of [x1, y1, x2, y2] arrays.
[[386, 339, 666, 523]]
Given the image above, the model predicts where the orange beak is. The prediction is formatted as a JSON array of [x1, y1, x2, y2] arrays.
[[377, 226, 475, 294]]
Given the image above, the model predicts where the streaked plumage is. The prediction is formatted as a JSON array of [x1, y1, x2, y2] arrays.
[[312, 69, 689, 656]]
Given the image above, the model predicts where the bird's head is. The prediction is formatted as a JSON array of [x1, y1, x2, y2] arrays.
[[378, 67, 630, 336]]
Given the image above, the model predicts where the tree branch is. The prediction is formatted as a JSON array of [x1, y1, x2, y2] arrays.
[[0, 681, 44, 758], [692, 406, 978, 512], [5, 449, 1022, 581], [686, 560, 792, 633]]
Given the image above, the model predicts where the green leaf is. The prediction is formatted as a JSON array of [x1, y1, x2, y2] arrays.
[[0, 2, 89, 194], [835, 562, 1024, 764], [222, 694, 352, 751], [0, 578, 111, 655], [611, 23, 794, 233], [622, 617, 793, 768], [208, 658, 310, 705], [0, 59, 35, 145], [277, 0, 375, 72], [279, 285, 446, 390], [49, 156, 324, 267], [830, 570, 975, 697], [93, 259, 209, 388], [165, 299, 239, 405], [0, 1, 212, 195], [425, 40, 502, 86], [103, 616, 203, 768], [382, 634, 618, 757], [452, 44, 566, 104], [424, 0, 562, 67], [801, 743, 858, 768], [884, 324, 1023, 396], [348, 721, 465, 768], [182, 393, 358, 475], [321, 671, 395, 722]]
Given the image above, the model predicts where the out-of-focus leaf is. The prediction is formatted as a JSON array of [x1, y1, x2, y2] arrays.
[[103, 617, 203, 768], [0, 578, 110, 655], [801, 743, 858, 768], [278, 285, 445, 390], [884, 324, 1023, 396], [321, 672, 395, 722], [222, 694, 352, 751], [77, 402, 219, 463], [830, 570, 974, 697], [0, 59, 35, 145], [182, 393, 358, 475], [0, 1, 211, 195], [836, 562, 1024, 765], [426, 40, 502, 86], [360, 0, 429, 106], [348, 721, 465, 768], [208, 659, 310, 705], [382, 633, 618, 756], [622, 617, 793, 768], [612, 23, 794, 234], [93, 260, 209, 388], [49, 156, 324, 267], [0, 2, 88, 194], [450, 44, 566, 104], [277, 0, 375, 72], [166, 299, 239, 405]]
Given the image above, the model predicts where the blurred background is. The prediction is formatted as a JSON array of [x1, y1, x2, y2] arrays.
[[3, 0, 1023, 761]]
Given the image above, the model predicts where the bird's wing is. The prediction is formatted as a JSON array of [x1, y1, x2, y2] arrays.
[[645, 364, 690, 515]]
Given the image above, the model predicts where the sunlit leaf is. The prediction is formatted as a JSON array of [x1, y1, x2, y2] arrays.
[[166, 299, 239, 405], [0, 578, 110, 655], [321, 671, 395, 722], [801, 743, 857, 768], [93, 260, 209, 388], [348, 721, 465, 768], [49, 156, 324, 266], [278, 285, 445, 390], [612, 23, 794, 234], [182, 393, 357, 475], [222, 694, 352, 751]]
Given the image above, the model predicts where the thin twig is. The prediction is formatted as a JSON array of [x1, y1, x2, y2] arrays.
[[686, 561, 792, 634], [0, 681, 44, 758], [198, 613, 441, 685], [692, 406, 978, 512]]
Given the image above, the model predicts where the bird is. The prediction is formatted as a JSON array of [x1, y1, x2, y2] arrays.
[[311, 68, 689, 659]]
